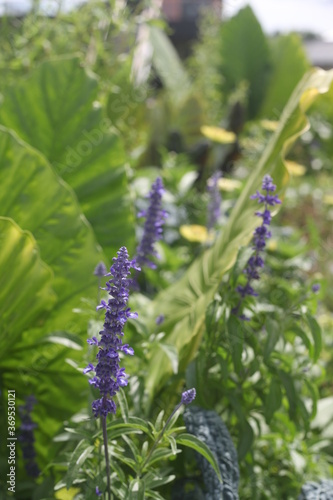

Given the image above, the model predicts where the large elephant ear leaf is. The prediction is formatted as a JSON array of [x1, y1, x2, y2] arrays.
[[0, 56, 135, 256], [260, 34, 310, 119], [145, 68, 333, 398], [0, 126, 104, 333], [218, 6, 271, 118], [0, 217, 56, 352]]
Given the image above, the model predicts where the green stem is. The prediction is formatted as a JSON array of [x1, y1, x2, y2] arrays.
[[102, 416, 111, 500]]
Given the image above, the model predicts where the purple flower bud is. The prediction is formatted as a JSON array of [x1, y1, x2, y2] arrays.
[[207, 172, 222, 231], [136, 177, 167, 269], [96, 486, 102, 496], [181, 388, 196, 405], [155, 314, 165, 326], [94, 261, 107, 277], [85, 247, 139, 418], [312, 284, 320, 293]]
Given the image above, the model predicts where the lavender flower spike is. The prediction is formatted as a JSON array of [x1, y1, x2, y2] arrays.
[[85, 247, 139, 418], [18, 396, 40, 478], [207, 172, 222, 231], [236, 175, 281, 308], [136, 177, 167, 269]]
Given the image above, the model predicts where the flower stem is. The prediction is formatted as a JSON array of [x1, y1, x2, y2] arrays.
[[102, 416, 111, 500], [139, 403, 182, 475]]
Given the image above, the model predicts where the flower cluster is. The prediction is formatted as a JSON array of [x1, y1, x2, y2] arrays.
[[18, 396, 40, 478], [207, 172, 221, 231], [84, 247, 139, 418], [236, 175, 281, 305], [136, 177, 167, 269]]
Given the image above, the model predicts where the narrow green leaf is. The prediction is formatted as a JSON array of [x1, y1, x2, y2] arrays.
[[144, 448, 179, 468], [227, 315, 244, 374], [305, 314, 322, 362], [117, 388, 129, 422], [264, 318, 280, 361], [265, 377, 282, 423], [277, 369, 298, 419], [175, 433, 222, 483], [237, 421, 254, 460], [129, 479, 145, 500], [65, 440, 94, 489], [289, 324, 313, 358], [145, 490, 166, 500]]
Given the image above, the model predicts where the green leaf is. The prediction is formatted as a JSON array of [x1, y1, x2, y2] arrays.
[[39, 332, 83, 351], [263, 317, 280, 361], [0, 57, 135, 256], [219, 6, 271, 118], [277, 369, 297, 420], [149, 26, 191, 104], [128, 479, 145, 500], [65, 440, 94, 489], [0, 217, 55, 351], [237, 420, 254, 460], [117, 388, 129, 423], [260, 34, 310, 118], [289, 324, 313, 358], [97, 417, 151, 438], [227, 315, 244, 374], [305, 313, 322, 362], [157, 343, 179, 374], [145, 490, 165, 500], [145, 68, 333, 399], [176, 433, 222, 483], [265, 377, 282, 423], [144, 447, 179, 468], [0, 126, 104, 330]]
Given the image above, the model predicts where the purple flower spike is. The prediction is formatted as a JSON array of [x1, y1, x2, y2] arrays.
[[94, 261, 107, 277], [181, 388, 196, 405], [136, 177, 167, 269], [85, 247, 139, 418], [96, 486, 102, 496], [155, 314, 165, 326], [18, 396, 40, 478], [207, 172, 222, 231], [312, 284, 320, 293], [235, 175, 281, 315]]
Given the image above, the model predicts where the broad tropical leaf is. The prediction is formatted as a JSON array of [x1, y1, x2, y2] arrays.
[[218, 6, 271, 118], [260, 34, 310, 118], [0, 217, 56, 355], [0, 57, 135, 256], [0, 126, 104, 332]]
